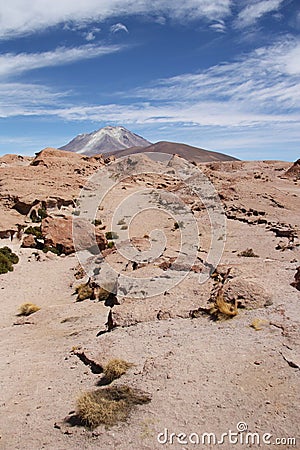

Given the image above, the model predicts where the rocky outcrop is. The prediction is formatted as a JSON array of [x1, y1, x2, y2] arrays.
[[41, 216, 107, 255], [21, 234, 36, 248], [285, 159, 300, 179], [291, 267, 300, 291]]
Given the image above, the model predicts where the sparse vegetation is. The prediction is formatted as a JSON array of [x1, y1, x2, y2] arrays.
[[30, 206, 47, 222], [76, 385, 151, 428], [238, 248, 259, 257], [209, 290, 238, 320], [105, 231, 119, 240], [250, 318, 268, 331], [173, 221, 184, 230], [24, 226, 42, 238], [0, 247, 19, 274], [97, 287, 111, 302], [42, 245, 61, 255], [92, 219, 102, 226], [75, 283, 93, 301], [209, 268, 238, 320], [18, 302, 40, 316], [191, 268, 238, 321], [103, 359, 133, 383]]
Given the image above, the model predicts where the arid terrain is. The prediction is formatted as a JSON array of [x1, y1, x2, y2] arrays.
[[0, 149, 299, 450]]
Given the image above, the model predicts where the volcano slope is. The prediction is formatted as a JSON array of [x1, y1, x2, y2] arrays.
[[0, 150, 299, 450]]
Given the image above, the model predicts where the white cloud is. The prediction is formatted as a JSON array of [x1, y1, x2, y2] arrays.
[[235, 0, 285, 28], [0, 83, 68, 117], [0, 43, 123, 78], [85, 32, 96, 41], [110, 23, 129, 33], [131, 38, 300, 113], [209, 20, 226, 33], [0, 0, 232, 39], [0, 35, 299, 160]]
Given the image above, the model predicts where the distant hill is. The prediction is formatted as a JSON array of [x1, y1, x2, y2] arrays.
[[59, 126, 151, 156], [107, 141, 239, 163]]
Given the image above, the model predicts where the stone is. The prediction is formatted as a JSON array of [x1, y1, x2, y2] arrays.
[[21, 234, 36, 248]]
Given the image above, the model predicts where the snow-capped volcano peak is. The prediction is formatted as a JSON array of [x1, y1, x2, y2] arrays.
[[59, 125, 151, 156]]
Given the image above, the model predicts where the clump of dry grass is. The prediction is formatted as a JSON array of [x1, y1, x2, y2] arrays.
[[103, 359, 133, 383], [76, 385, 151, 428], [209, 288, 238, 320], [75, 283, 93, 301], [238, 248, 259, 257], [250, 318, 268, 331], [18, 302, 40, 316], [97, 287, 110, 302], [191, 268, 238, 321]]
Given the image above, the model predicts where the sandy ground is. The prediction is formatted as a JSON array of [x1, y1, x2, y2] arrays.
[[0, 158, 299, 450]]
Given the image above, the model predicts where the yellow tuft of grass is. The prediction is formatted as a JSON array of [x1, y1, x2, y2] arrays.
[[250, 318, 268, 331], [97, 287, 111, 302], [103, 359, 133, 383], [18, 302, 40, 316], [75, 283, 93, 301], [76, 385, 151, 429], [209, 290, 238, 321]]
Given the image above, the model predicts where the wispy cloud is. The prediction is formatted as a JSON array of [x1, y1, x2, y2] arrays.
[[235, 0, 285, 28], [1, 37, 300, 130], [110, 23, 129, 34], [131, 38, 300, 114], [209, 20, 226, 33], [0, 0, 232, 39], [0, 43, 123, 78], [0, 83, 68, 118], [1, 34, 299, 160]]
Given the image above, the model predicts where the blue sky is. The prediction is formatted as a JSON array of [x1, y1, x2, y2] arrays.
[[0, 0, 299, 160]]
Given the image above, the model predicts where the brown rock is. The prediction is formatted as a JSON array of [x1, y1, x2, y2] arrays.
[[21, 234, 36, 248], [291, 267, 300, 291], [285, 159, 300, 179], [41, 216, 107, 255], [224, 278, 273, 309]]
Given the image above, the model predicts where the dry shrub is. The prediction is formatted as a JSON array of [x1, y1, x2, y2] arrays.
[[97, 287, 111, 302], [103, 359, 133, 383], [238, 248, 259, 257], [250, 318, 268, 331], [75, 283, 93, 301], [18, 302, 40, 316], [76, 385, 151, 428], [209, 288, 238, 320]]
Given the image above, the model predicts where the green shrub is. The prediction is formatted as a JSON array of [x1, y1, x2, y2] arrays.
[[38, 207, 47, 220], [92, 219, 102, 226], [24, 226, 42, 238], [105, 231, 119, 240], [42, 246, 61, 255], [0, 253, 13, 274], [0, 247, 19, 274], [107, 241, 115, 249]]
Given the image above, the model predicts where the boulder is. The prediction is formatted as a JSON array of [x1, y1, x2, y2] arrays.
[[41, 216, 107, 255], [21, 235, 36, 248], [291, 267, 300, 291], [285, 159, 300, 179], [224, 278, 273, 309]]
